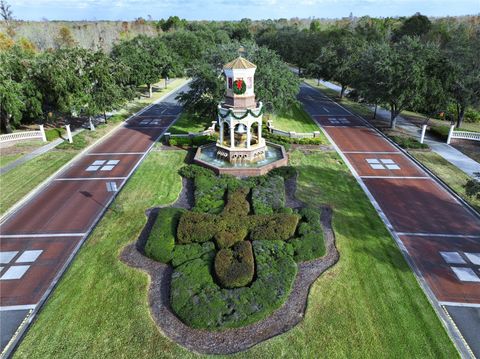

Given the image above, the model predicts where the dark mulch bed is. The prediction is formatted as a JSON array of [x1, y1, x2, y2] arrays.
[[120, 174, 339, 355]]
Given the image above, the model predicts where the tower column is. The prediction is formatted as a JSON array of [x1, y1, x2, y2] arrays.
[[219, 120, 224, 144], [257, 120, 262, 141], [247, 124, 251, 148], [230, 122, 235, 148]]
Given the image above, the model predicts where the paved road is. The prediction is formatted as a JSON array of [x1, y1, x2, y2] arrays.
[[318, 79, 480, 178], [299, 82, 480, 358], [0, 83, 187, 357]]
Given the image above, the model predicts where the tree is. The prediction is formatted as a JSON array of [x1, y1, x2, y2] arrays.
[[355, 37, 429, 128], [393, 13, 432, 40], [0, 0, 15, 36], [313, 30, 362, 98], [0, 45, 42, 132], [444, 25, 480, 128], [112, 35, 174, 97], [84, 51, 132, 122], [177, 44, 300, 117]]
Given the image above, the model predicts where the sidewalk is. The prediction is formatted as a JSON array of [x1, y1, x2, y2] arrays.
[[0, 129, 83, 175], [319, 80, 480, 178]]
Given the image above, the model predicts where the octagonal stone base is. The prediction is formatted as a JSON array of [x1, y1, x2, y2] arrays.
[[193, 142, 288, 177]]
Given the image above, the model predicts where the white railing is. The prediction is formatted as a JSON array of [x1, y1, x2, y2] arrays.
[[0, 125, 47, 143], [164, 122, 216, 140], [447, 125, 480, 144], [268, 121, 321, 139], [452, 131, 480, 141]]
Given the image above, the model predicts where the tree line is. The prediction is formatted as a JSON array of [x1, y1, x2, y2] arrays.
[[257, 13, 480, 128]]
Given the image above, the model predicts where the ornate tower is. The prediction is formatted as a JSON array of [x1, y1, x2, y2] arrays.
[[216, 56, 266, 163]]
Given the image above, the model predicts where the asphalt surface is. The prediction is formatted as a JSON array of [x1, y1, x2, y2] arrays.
[[298, 82, 480, 358], [0, 83, 186, 357]]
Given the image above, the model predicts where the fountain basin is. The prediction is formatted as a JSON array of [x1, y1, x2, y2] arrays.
[[193, 142, 288, 176]]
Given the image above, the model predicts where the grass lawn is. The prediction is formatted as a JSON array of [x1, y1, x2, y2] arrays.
[[0, 79, 187, 217], [0, 153, 22, 168], [15, 149, 456, 358], [168, 112, 211, 134], [271, 103, 320, 133], [0, 150, 76, 215], [410, 150, 480, 212]]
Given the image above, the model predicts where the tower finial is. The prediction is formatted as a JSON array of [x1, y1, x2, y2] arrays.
[[238, 46, 246, 57]]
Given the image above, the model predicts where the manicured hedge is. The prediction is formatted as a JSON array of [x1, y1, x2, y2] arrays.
[[193, 175, 226, 214], [170, 240, 297, 329], [176, 212, 216, 244], [168, 135, 215, 147], [222, 187, 250, 217], [145, 208, 185, 263], [252, 175, 285, 215], [250, 213, 300, 241], [171, 242, 216, 268], [289, 207, 325, 262], [389, 135, 429, 149], [214, 241, 254, 288]]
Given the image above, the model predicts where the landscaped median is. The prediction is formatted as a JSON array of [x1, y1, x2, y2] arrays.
[[14, 148, 457, 358], [0, 78, 187, 216]]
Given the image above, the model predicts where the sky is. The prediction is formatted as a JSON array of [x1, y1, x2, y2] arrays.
[[10, 0, 480, 21]]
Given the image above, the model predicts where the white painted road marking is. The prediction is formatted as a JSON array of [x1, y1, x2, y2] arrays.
[[55, 177, 126, 181], [0, 233, 85, 238]]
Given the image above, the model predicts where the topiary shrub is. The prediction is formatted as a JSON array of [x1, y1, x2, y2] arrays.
[[214, 227, 248, 249], [170, 239, 297, 329], [252, 175, 285, 215], [176, 212, 217, 244], [179, 164, 215, 179], [214, 241, 254, 288], [289, 208, 325, 262], [145, 208, 185, 263], [222, 187, 250, 217], [193, 175, 226, 214], [171, 242, 216, 268], [250, 213, 300, 241]]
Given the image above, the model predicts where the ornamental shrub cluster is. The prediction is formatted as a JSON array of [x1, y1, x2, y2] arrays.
[[289, 207, 325, 262], [250, 213, 300, 241], [168, 135, 216, 147], [170, 240, 297, 329], [214, 241, 255, 288], [145, 208, 185, 263], [252, 175, 286, 215]]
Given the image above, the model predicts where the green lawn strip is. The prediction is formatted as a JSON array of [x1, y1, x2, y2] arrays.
[[0, 153, 22, 168], [14, 150, 194, 359], [0, 79, 187, 216], [240, 151, 456, 358], [271, 103, 320, 133], [410, 150, 480, 211], [169, 112, 211, 134], [15, 149, 457, 358], [0, 150, 76, 215]]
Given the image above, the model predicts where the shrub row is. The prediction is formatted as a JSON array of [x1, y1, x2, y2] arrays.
[[168, 135, 215, 147], [252, 175, 285, 215], [250, 213, 300, 241], [171, 242, 216, 268], [289, 207, 325, 262], [388, 135, 429, 149], [177, 210, 300, 245], [214, 241, 254, 288], [170, 240, 297, 329], [144, 208, 186, 263]]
